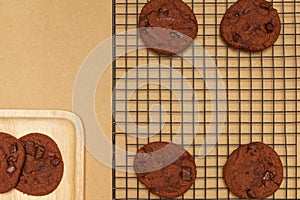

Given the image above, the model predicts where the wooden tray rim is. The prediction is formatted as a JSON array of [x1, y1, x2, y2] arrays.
[[0, 109, 85, 200]]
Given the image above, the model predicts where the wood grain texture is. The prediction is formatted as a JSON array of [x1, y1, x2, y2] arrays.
[[0, 110, 84, 200]]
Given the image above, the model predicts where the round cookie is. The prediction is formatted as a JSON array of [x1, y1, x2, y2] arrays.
[[220, 0, 281, 51], [0, 132, 25, 193], [139, 0, 198, 55], [16, 133, 64, 196], [134, 142, 196, 198], [223, 142, 283, 199]]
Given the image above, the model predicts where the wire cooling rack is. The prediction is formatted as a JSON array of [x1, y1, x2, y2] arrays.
[[112, 0, 300, 199]]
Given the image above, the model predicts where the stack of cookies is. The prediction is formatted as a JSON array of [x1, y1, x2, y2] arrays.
[[0, 132, 63, 196]]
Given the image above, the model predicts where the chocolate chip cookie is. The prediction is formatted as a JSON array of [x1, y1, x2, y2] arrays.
[[139, 0, 198, 55], [220, 0, 281, 51], [223, 142, 283, 199], [134, 142, 196, 198], [16, 133, 64, 196], [0, 132, 25, 193]]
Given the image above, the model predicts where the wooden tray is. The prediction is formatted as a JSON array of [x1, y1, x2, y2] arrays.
[[0, 110, 84, 200]]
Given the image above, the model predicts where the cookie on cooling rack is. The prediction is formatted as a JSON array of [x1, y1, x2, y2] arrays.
[[0, 132, 25, 193], [220, 0, 281, 51], [139, 0, 198, 55], [223, 142, 283, 199], [16, 133, 64, 196], [134, 142, 196, 198]]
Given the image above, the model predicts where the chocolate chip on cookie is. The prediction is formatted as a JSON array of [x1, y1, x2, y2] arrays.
[[139, 0, 198, 55], [220, 0, 281, 51], [134, 142, 196, 198], [16, 133, 64, 196], [0, 132, 25, 193], [223, 142, 283, 199]]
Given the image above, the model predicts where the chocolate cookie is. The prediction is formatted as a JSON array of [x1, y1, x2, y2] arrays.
[[223, 142, 283, 199], [16, 133, 64, 196], [220, 0, 281, 51], [134, 142, 196, 198], [139, 0, 198, 55], [0, 132, 25, 193]]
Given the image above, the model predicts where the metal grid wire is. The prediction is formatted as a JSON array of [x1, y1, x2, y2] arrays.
[[112, 0, 300, 199]]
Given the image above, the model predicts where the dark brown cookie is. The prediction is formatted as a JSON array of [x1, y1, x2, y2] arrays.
[[134, 142, 196, 198], [220, 0, 281, 51], [139, 0, 198, 55], [223, 142, 283, 199], [0, 132, 25, 193], [16, 133, 64, 196]]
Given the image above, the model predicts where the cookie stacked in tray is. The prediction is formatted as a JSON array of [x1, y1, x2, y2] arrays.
[[0, 132, 63, 196]]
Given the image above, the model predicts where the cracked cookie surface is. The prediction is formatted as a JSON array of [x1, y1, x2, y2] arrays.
[[16, 133, 63, 196], [220, 0, 281, 51], [0, 132, 25, 193], [134, 142, 196, 198], [138, 0, 198, 55], [223, 142, 283, 199]]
